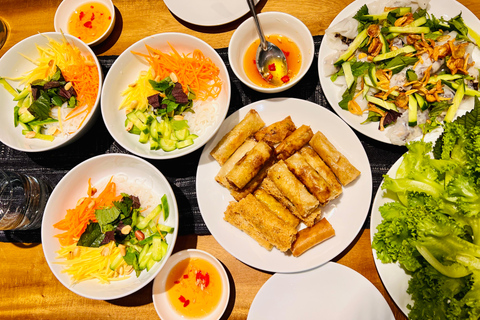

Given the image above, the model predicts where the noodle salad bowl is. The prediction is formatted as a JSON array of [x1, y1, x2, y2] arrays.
[[0, 32, 102, 152], [101, 32, 231, 159], [42, 153, 179, 300]]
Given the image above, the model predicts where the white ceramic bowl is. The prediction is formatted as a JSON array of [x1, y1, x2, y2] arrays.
[[152, 249, 230, 320], [0, 32, 102, 152], [101, 32, 231, 160], [41, 153, 179, 300], [228, 11, 314, 93], [54, 0, 115, 46]]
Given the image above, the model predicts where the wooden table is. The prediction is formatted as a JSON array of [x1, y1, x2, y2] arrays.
[[1, 0, 480, 319]]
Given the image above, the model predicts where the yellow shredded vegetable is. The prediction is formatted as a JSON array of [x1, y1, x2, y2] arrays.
[[55, 241, 131, 284], [119, 68, 159, 111]]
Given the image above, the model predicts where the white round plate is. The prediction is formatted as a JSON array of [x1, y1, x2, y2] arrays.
[[41, 153, 179, 300], [248, 262, 395, 320], [318, 0, 480, 144], [101, 32, 231, 160], [196, 98, 372, 273], [370, 155, 411, 316], [152, 249, 230, 320], [0, 32, 102, 152], [163, 0, 259, 26]]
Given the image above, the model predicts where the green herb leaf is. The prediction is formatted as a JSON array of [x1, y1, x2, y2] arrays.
[[77, 222, 105, 247], [28, 91, 51, 120], [338, 78, 358, 110], [385, 55, 419, 74], [95, 206, 121, 232]]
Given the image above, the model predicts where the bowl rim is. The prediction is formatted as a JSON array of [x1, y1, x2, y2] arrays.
[[41, 152, 179, 300], [54, 0, 116, 46], [0, 32, 102, 152], [228, 11, 315, 93], [152, 248, 230, 320], [100, 32, 231, 160]]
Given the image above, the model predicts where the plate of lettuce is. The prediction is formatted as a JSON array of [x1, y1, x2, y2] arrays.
[[371, 96, 480, 318]]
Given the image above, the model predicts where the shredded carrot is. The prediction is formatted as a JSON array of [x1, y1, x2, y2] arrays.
[[53, 178, 122, 246], [132, 43, 222, 101], [16, 35, 99, 132]]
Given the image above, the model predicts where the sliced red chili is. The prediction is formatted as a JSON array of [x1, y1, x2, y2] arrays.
[[281, 75, 290, 83], [282, 50, 290, 57], [79, 11, 85, 20], [108, 16, 111, 20], [268, 63, 276, 71], [184, 300, 190, 307], [84, 21, 93, 29], [179, 295, 186, 303], [183, 274, 189, 279], [268, 74, 273, 81], [253, 59, 256, 64], [90, 5, 94, 8], [174, 280, 180, 284], [204, 273, 210, 288], [91, 13, 95, 21]]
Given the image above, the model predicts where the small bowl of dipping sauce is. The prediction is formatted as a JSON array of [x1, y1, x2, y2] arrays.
[[153, 249, 230, 320], [229, 11, 314, 93], [54, 0, 115, 46]]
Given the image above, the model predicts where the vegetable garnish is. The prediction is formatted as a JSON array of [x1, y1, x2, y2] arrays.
[[372, 97, 480, 319], [133, 43, 222, 101], [325, 0, 480, 145], [54, 177, 174, 284], [53, 178, 122, 246]]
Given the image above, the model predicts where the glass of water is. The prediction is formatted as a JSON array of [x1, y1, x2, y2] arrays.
[[0, 17, 8, 50], [0, 171, 51, 230]]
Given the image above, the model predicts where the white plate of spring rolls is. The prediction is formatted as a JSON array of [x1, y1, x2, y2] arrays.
[[318, 0, 480, 145], [196, 98, 372, 273], [247, 262, 395, 320]]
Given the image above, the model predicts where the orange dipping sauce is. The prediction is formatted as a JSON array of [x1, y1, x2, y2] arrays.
[[166, 257, 223, 318], [243, 34, 302, 88], [68, 2, 112, 43]]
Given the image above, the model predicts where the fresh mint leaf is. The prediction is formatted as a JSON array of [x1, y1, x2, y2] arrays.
[[95, 206, 121, 232], [353, 4, 369, 21], [28, 91, 51, 120], [149, 79, 171, 92], [385, 55, 418, 74], [338, 78, 358, 110], [77, 222, 105, 247]]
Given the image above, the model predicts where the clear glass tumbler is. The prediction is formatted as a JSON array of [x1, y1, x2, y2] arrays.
[[0, 17, 8, 50], [0, 171, 51, 230]]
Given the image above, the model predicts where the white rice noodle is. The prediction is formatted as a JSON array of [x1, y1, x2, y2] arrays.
[[325, 17, 359, 54], [94, 174, 162, 218], [183, 98, 218, 136], [390, 69, 408, 89], [368, 0, 430, 15], [46, 103, 88, 138]]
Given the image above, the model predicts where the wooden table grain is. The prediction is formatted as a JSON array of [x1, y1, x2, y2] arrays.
[[1, 0, 480, 319]]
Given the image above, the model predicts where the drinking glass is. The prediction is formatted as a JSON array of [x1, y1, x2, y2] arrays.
[[0, 171, 51, 230], [0, 17, 8, 50]]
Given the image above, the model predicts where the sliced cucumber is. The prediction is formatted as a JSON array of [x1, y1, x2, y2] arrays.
[[366, 95, 398, 111], [414, 93, 427, 111], [157, 224, 174, 233], [136, 204, 163, 230], [139, 131, 149, 144], [363, 7, 411, 21], [428, 74, 463, 84], [160, 138, 177, 152], [126, 112, 149, 133], [109, 253, 123, 271], [444, 81, 465, 122], [18, 110, 35, 123], [378, 32, 389, 54], [408, 94, 418, 127], [372, 45, 416, 62], [176, 138, 194, 149], [175, 128, 190, 141], [342, 61, 355, 89], [14, 106, 19, 127], [186, 134, 198, 140], [334, 28, 369, 67]]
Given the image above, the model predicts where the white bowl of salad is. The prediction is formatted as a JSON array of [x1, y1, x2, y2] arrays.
[[0, 32, 102, 152], [101, 32, 231, 159], [41, 153, 179, 300], [318, 0, 480, 145]]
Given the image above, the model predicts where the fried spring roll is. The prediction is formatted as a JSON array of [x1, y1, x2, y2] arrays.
[[227, 194, 297, 252], [291, 218, 335, 257], [254, 189, 300, 229], [254, 116, 296, 146], [259, 178, 319, 227], [210, 109, 265, 165], [215, 138, 256, 189], [230, 158, 274, 201], [267, 160, 319, 218], [299, 146, 343, 200], [285, 152, 332, 205], [226, 141, 274, 189], [309, 131, 361, 186], [225, 201, 273, 250], [275, 125, 314, 160]]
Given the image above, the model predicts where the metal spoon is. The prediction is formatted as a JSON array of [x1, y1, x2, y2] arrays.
[[246, 0, 288, 86]]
